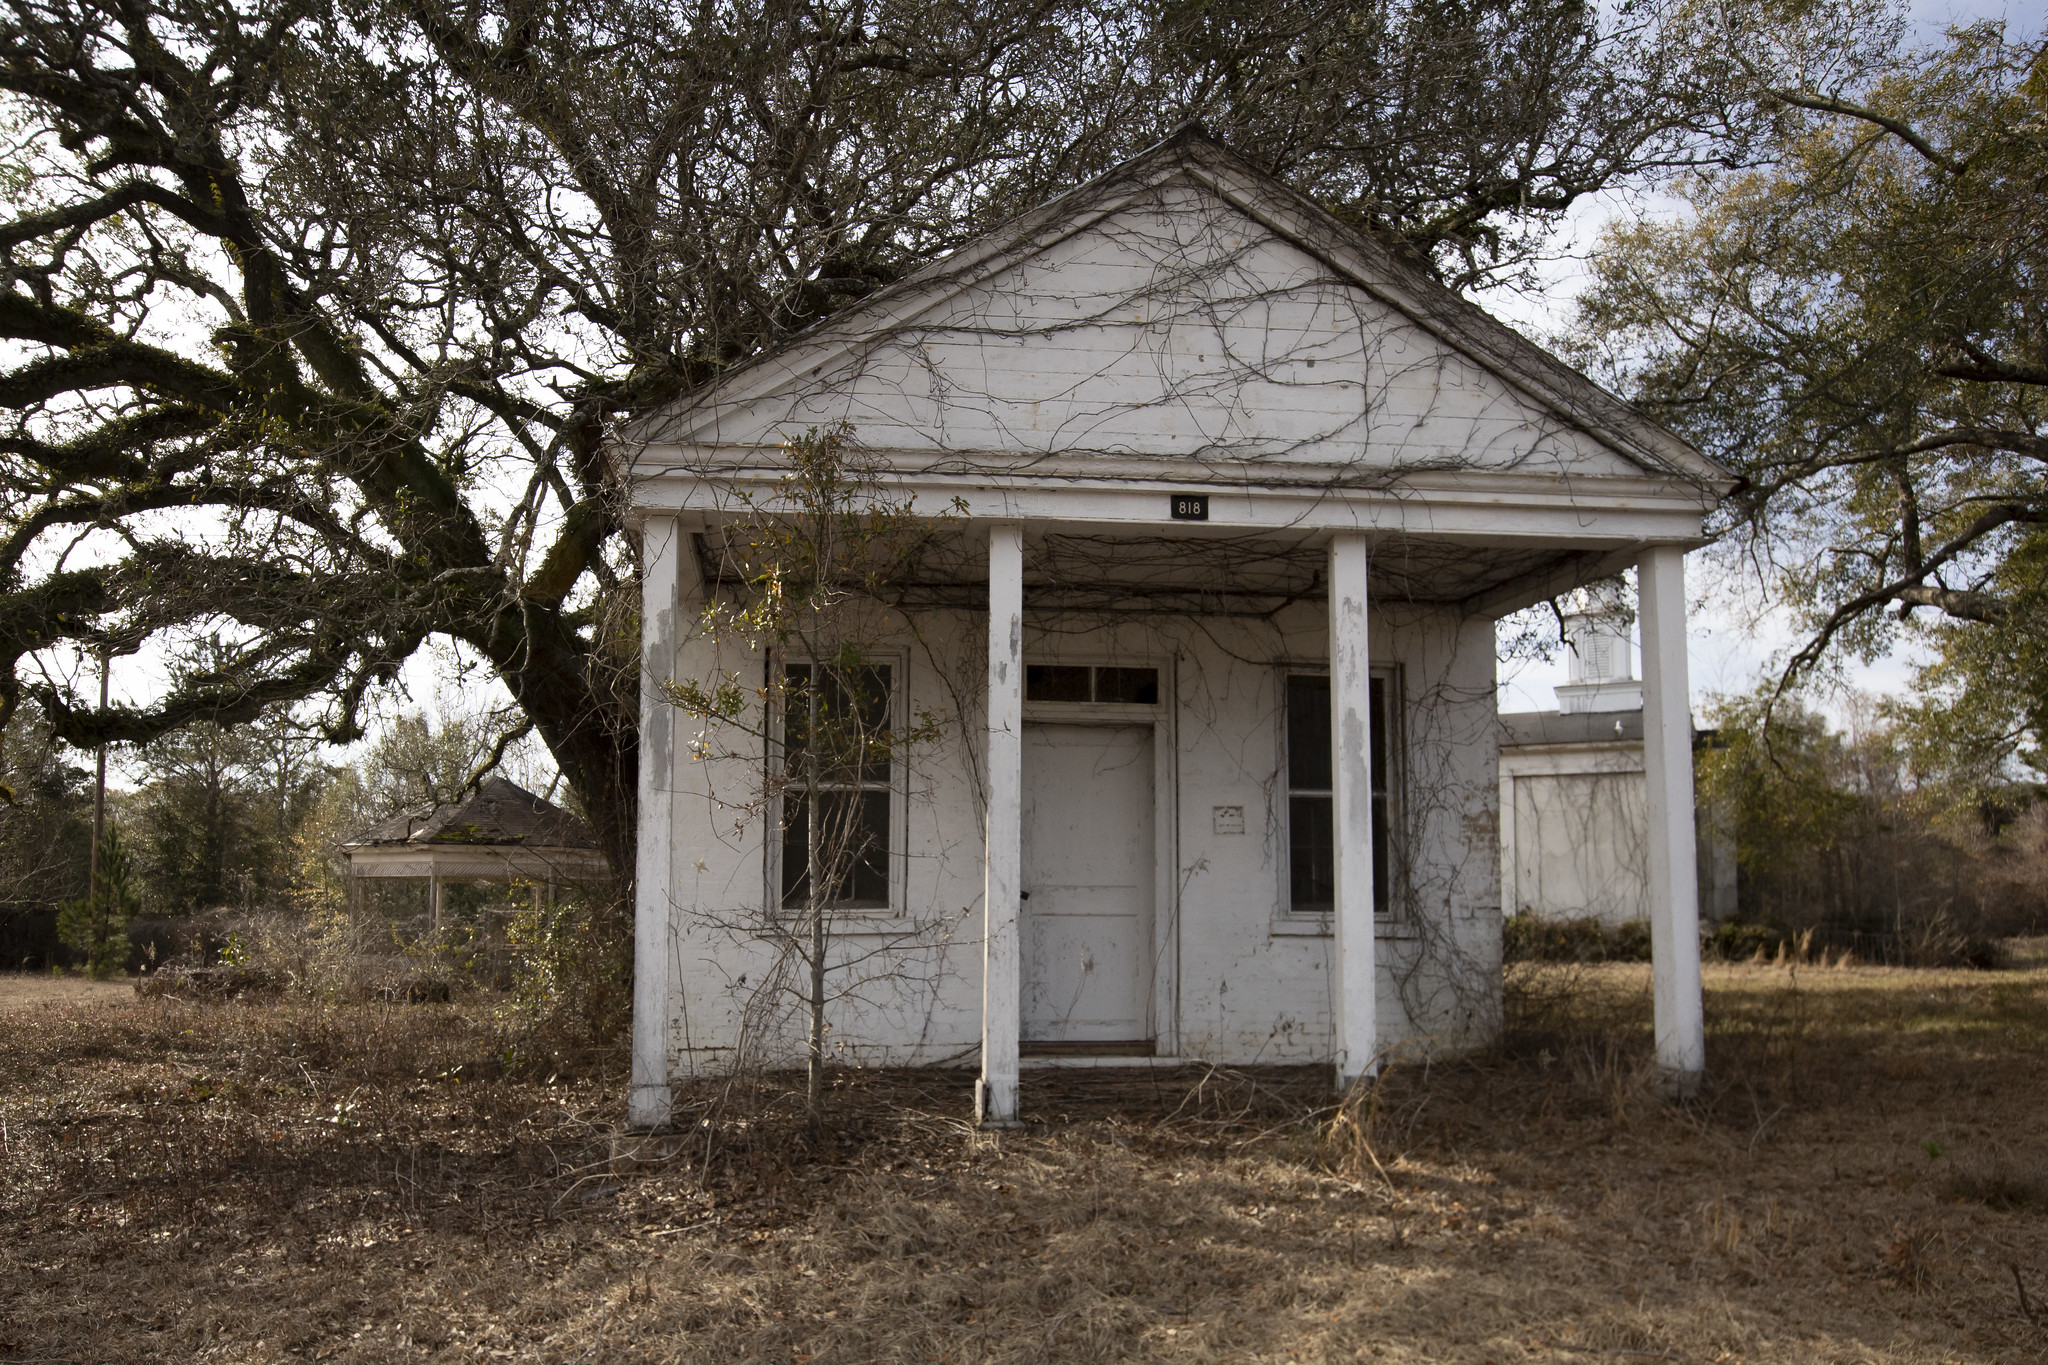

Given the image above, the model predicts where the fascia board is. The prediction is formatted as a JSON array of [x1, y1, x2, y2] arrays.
[[630, 450, 1720, 515], [631, 476, 1708, 545], [637, 443, 1722, 510]]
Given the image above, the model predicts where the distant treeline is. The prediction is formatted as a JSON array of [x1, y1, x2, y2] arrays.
[[1700, 693, 2048, 964], [0, 699, 554, 969]]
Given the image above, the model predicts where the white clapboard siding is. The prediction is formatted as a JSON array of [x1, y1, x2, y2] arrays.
[[675, 183, 1640, 480]]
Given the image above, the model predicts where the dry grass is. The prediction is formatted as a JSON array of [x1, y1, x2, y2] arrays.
[[0, 973, 136, 1012], [3, 962, 2046, 1363]]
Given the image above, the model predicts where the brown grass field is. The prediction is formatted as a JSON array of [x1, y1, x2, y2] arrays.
[[3, 958, 2045, 1364], [0, 972, 137, 1013]]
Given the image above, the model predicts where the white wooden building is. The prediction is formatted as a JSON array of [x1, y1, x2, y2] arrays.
[[622, 129, 1734, 1127], [1501, 604, 1652, 928], [341, 776, 611, 930], [1499, 604, 1737, 929], [1499, 706, 1655, 928]]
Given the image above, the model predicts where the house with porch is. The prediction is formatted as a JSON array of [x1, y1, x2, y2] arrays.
[[622, 128, 1733, 1128]]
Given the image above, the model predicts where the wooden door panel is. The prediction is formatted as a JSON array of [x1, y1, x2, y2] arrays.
[[1021, 723, 1155, 1043]]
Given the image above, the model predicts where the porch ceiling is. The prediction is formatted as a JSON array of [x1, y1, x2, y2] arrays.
[[691, 524, 1617, 616]]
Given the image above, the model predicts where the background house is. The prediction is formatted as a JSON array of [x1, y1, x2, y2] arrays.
[[1499, 603, 1736, 928], [342, 777, 610, 931]]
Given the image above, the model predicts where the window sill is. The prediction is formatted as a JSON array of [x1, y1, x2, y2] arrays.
[[772, 907, 908, 931], [1269, 914, 1415, 940]]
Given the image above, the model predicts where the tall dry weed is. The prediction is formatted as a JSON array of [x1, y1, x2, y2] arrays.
[[1318, 1069, 1398, 1187], [1882, 1222, 1951, 1293]]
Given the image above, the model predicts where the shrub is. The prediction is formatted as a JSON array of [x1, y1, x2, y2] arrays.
[[1503, 911, 1652, 963], [504, 890, 631, 1040], [1705, 919, 1784, 961]]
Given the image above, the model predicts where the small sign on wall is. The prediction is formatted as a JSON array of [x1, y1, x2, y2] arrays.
[[1212, 805, 1245, 835], [1170, 494, 1209, 521]]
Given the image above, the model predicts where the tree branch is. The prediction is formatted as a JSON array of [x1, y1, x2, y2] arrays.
[[1934, 358, 2048, 388], [1783, 503, 2044, 682], [1766, 87, 1960, 174]]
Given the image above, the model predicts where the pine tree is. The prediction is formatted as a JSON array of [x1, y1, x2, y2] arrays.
[[57, 828, 141, 979]]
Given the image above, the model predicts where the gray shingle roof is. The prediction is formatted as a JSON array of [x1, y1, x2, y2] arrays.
[[342, 776, 597, 850], [1500, 709, 1646, 748]]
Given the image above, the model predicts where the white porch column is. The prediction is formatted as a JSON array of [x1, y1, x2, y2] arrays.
[[1329, 532, 1378, 1087], [628, 514, 684, 1130], [977, 522, 1025, 1127], [1639, 545, 1706, 1088]]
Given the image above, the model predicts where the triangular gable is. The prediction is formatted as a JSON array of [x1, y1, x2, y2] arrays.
[[632, 129, 1729, 492]]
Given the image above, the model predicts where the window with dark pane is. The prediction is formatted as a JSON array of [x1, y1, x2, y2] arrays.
[[1025, 664, 1090, 703], [781, 662, 894, 910], [1284, 673, 1393, 915], [1094, 666, 1159, 704], [1285, 676, 1335, 911], [1024, 663, 1160, 704]]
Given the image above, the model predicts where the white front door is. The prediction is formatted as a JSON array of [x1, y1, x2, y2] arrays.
[[1021, 723, 1156, 1045]]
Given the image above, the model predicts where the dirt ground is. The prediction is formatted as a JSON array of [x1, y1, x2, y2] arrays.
[[2, 962, 2045, 1364], [0, 971, 135, 1012]]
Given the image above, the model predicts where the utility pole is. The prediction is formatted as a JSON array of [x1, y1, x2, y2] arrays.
[[89, 649, 108, 901]]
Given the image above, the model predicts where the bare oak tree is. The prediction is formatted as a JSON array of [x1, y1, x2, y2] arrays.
[[0, 0, 1767, 892]]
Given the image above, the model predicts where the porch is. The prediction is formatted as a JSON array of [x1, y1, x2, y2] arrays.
[[627, 509, 1708, 1128], [621, 127, 1727, 1128]]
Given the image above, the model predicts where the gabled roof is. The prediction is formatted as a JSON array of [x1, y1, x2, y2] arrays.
[[343, 776, 597, 850], [631, 125, 1731, 493]]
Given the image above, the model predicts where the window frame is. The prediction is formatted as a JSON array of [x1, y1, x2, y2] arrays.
[[1274, 664, 1403, 931], [1023, 661, 1164, 708], [767, 652, 908, 917]]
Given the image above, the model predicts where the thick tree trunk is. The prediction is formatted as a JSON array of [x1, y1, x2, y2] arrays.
[[473, 606, 639, 887]]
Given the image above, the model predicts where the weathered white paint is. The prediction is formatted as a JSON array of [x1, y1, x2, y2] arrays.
[[617, 134, 1730, 1115], [1497, 723, 1739, 932], [638, 137, 1719, 493], [632, 142, 1724, 609], [1638, 545, 1706, 1086], [628, 514, 683, 1130], [1328, 534, 1378, 1086], [978, 523, 1025, 1126], [1021, 723, 1156, 1043], [635, 476, 1710, 553], [1498, 742, 1649, 927], [647, 597, 1501, 1075], [655, 188, 1650, 481]]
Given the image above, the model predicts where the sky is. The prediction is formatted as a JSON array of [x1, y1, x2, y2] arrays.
[[1484, 0, 2043, 720], [324, 0, 2048, 757], [77, 0, 2048, 785]]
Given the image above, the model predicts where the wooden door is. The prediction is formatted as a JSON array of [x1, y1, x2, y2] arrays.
[[1020, 723, 1155, 1045]]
